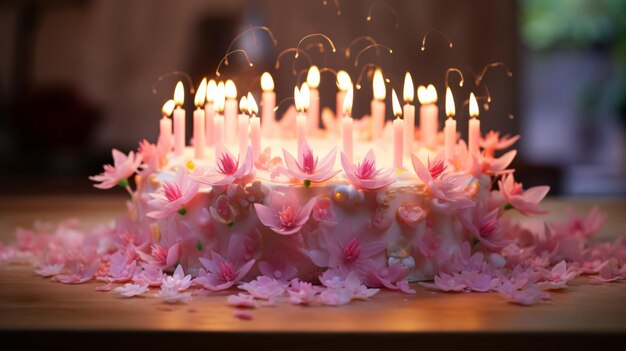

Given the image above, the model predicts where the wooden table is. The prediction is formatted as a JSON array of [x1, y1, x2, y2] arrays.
[[1, 196, 625, 349]]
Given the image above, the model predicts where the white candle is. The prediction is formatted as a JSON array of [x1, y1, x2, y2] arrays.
[[172, 81, 186, 156], [444, 87, 457, 161], [371, 69, 386, 139], [247, 93, 261, 162], [336, 70, 351, 121], [193, 79, 207, 159], [468, 92, 481, 157], [224, 80, 238, 146], [392, 89, 403, 169], [238, 95, 249, 158], [307, 66, 320, 136], [260, 72, 276, 138], [160, 99, 174, 150], [403, 72, 415, 158], [204, 79, 217, 146], [342, 85, 354, 162], [418, 84, 438, 149]]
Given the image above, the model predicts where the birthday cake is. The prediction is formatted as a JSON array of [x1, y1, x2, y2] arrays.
[[3, 50, 624, 311]]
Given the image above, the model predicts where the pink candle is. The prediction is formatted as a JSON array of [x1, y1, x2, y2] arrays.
[[296, 113, 306, 156], [418, 84, 439, 149], [250, 116, 261, 162], [214, 114, 224, 160], [403, 72, 415, 158], [204, 79, 216, 146], [307, 66, 320, 136], [341, 85, 354, 162], [371, 69, 386, 139], [336, 70, 351, 121], [444, 87, 457, 160], [159, 99, 174, 150], [238, 95, 249, 158], [173, 81, 186, 156], [295, 84, 310, 156], [392, 89, 403, 169], [247, 93, 261, 162], [193, 78, 207, 159], [260, 72, 276, 138], [468, 92, 481, 157], [224, 80, 238, 145]]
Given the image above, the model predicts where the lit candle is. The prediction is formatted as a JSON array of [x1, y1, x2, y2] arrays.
[[342, 84, 354, 162], [468, 92, 480, 157], [307, 65, 320, 136], [213, 81, 226, 159], [295, 84, 310, 156], [444, 87, 457, 161], [159, 99, 174, 150], [204, 79, 217, 146], [418, 84, 438, 149], [193, 78, 207, 159], [224, 80, 238, 146], [336, 70, 351, 121], [173, 81, 186, 156], [371, 69, 386, 139], [392, 89, 404, 170], [248, 93, 261, 162], [402, 72, 415, 158], [260, 72, 276, 138], [238, 95, 249, 158]]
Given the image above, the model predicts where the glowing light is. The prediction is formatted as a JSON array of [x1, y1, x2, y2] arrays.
[[261, 72, 274, 92], [162, 99, 175, 117], [392, 89, 402, 117], [403, 72, 414, 103], [342, 84, 353, 116], [373, 69, 386, 100], [194, 78, 207, 108], [417, 84, 438, 104], [247, 92, 258, 116], [445, 87, 455, 117], [300, 83, 310, 110], [173, 81, 184, 107], [206, 79, 217, 102], [225, 80, 237, 99], [469, 92, 479, 118], [214, 81, 225, 112], [239, 95, 248, 113], [336, 71, 352, 92], [307, 65, 321, 88]]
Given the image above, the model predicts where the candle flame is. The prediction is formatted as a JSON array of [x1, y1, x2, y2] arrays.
[[307, 65, 321, 88], [225, 80, 237, 99], [373, 69, 386, 100], [445, 87, 455, 117], [260, 72, 274, 92], [247, 92, 258, 116], [294, 86, 302, 112], [206, 79, 217, 102], [342, 84, 353, 116], [174, 81, 185, 107], [214, 81, 226, 112], [194, 78, 207, 108], [417, 84, 437, 104], [469, 92, 479, 118], [403, 72, 414, 103], [239, 95, 248, 113], [300, 83, 310, 110], [162, 99, 175, 117], [392, 89, 402, 117], [336, 70, 352, 91]]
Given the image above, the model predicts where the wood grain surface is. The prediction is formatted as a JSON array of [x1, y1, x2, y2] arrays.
[[0, 196, 625, 334]]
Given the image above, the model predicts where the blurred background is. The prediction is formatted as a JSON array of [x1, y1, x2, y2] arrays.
[[0, 0, 624, 196]]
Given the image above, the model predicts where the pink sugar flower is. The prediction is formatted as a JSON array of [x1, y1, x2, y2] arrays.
[[480, 131, 520, 158], [195, 147, 255, 187], [254, 147, 282, 171], [90, 149, 141, 189], [114, 283, 149, 298], [195, 251, 255, 291], [420, 272, 467, 292], [162, 264, 192, 291], [499, 173, 550, 216], [54, 258, 101, 284], [156, 279, 192, 304], [311, 197, 336, 223], [367, 263, 415, 294], [340, 149, 395, 190], [459, 205, 511, 251], [541, 260, 577, 283], [480, 150, 516, 176], [239, 276, 286, 300], [498, 282, 550, 306], [227, 293, 257, 308], [411, 152, 475, 210], [254, 189, 316, 235], [416, 228, 442, 259], [258, 252, 298, 282], [283, 142, 340, 186], [132, 266, 164, 287], [147, 168, 200, 219], [397, 203, 426, 228], [210, 194, 237, 225], [137, 243, 180, 271], [288, 279, 321, 305], [460, 271, 500, 292]]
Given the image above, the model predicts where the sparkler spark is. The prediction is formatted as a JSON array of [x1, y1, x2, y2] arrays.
[[216, 50, 254, 77], [353, 44, 393, 67], [223, 26, 277, 65], [152, 71, 195, 95], [420, 29, 453, 51], [366, 1, 400, 28]]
